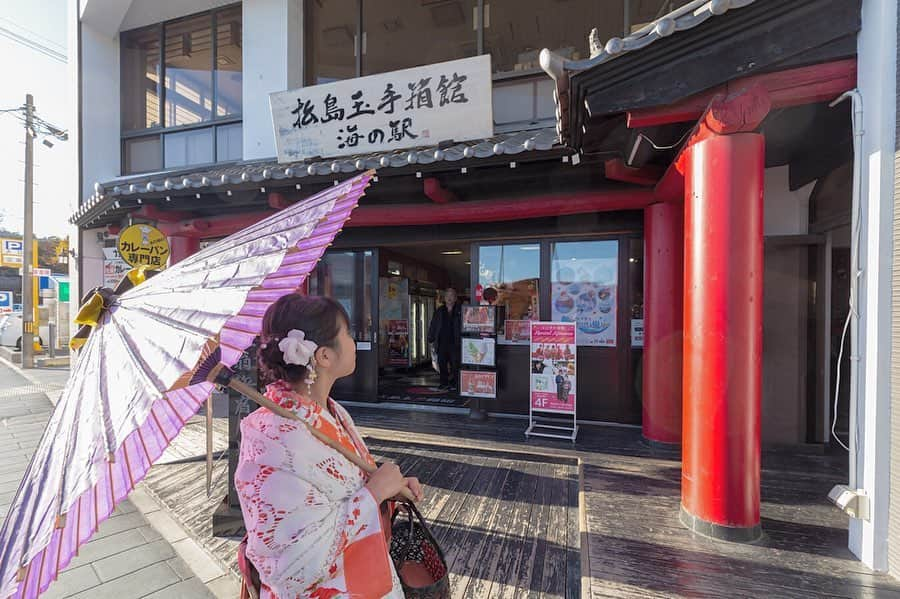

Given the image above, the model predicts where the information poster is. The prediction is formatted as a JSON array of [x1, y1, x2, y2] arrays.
[[387, 319, 410, 366], [462, 337, 495, 367], [460, 370, 496, 399], [631, 319, 644, 348], [102, 247, 130, 288], [530, 322, 577, 414], [462, 305, 495, 335], [552, 282, 617, 347], [503, 319, 532, 345]]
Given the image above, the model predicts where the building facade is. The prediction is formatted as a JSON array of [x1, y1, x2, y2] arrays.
[[68, 0, 898, 574]]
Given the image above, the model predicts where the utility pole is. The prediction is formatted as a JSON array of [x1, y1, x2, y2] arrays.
[[22, 93, 35, 369]]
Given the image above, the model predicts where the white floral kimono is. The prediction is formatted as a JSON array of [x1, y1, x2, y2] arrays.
[[235, 380, 404, 598]]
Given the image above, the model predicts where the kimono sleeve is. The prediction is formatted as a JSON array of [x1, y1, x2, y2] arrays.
[[236, 449, 394, 597]]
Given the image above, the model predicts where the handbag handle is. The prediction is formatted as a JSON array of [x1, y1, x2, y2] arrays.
[[393, 500, 447, 563]]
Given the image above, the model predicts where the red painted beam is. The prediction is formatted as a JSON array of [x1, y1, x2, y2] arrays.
[[423, 177, 458, 204], [604, 159, 664, 186], [654, 84, 771, 202], [346, 189, 657, 227], [156, 189, 657, 239], [628, 59, 855, 129], [134, 204, 197, 223]]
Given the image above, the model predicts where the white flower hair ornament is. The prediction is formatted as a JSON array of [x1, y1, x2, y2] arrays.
[[278, 329, 319, 387]]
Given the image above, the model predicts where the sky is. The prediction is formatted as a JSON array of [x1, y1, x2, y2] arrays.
[[0, 0, 73, 238]]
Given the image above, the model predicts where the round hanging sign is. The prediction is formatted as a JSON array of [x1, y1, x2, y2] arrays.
[[117, 224, 170, 268]]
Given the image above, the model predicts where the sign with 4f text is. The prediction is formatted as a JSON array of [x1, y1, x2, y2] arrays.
[[270, 55, 493, 163]]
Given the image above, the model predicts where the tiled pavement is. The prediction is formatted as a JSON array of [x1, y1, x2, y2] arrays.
[[0, 359, 239, 599]]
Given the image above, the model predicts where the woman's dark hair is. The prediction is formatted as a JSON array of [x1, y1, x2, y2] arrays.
[[258, 294, 351, 383]]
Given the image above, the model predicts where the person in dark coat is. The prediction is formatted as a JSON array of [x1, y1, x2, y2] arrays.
[[428, 288, 462, 390]]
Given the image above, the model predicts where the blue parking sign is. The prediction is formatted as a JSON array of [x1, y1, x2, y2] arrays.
[[0, 291, 11, 309]]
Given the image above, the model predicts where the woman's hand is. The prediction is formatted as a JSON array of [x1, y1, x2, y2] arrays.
[[404, 477, 424, 502], [365, 462, 408, 504]]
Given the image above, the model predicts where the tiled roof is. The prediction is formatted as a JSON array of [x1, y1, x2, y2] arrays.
[[71, 128, 559, 225], [540, 0, 757, 143]]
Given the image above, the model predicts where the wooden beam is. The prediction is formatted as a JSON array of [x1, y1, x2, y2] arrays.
[[423, 177, 458, 204], [604, 159, 663, 186], [654, 85, 772, 202], [628, 59, 856, 129]]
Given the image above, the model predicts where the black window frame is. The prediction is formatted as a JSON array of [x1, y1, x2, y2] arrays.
[[120, 3, 243, 175]]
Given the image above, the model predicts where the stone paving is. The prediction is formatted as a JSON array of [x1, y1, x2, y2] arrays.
[[0, 359, 239, 598]]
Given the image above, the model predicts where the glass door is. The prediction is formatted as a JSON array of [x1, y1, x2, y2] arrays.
[[309, 249, 379, 402]]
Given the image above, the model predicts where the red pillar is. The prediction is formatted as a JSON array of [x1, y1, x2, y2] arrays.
[[642, 202, 683, 445], [168, 235, 200, 266], [681, 133, 764, 542]]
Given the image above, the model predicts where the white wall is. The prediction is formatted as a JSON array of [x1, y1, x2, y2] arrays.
[[851, 0, 897, 571], [242, 0, 303, 160], [764, 166, 814, 236], [80, 23, 121, 200]]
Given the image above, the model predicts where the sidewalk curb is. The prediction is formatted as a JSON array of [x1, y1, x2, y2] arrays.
[[0, 355, 241, 598]]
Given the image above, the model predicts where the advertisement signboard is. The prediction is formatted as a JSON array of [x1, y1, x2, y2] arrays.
[[461, 305, 495, 335], [529, 322, 577, 414], [461, 337, 495, 367], [526, 321, 578, 441], [387, 319, 410, 366], [459, 370, 496, 399], [117, 224, 170, 268]]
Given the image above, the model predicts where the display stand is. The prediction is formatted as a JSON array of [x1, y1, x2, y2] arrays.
[[459, 305, 498, 419], [525, 321, 578, 443]]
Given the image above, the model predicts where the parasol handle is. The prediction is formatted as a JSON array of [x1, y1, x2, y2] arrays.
[[226, 379, 416, 502]]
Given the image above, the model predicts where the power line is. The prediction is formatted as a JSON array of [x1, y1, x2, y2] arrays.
[[0, 25, 66, 63], [0, 17, 66, 53]]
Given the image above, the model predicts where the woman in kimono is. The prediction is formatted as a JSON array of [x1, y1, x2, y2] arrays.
[[235, 293, 423, 598]]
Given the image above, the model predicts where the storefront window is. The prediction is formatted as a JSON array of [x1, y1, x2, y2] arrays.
[[551, 240, 618, 347], [484, 0, 622, 75], [309, 250, 374, 342], [361, 0, 476, 76], [121, 6, 242, 174], [215, 5, 243, 117], [121, 25, 162, 131], [305, 0, 358, 85], [478, 244, 540, 344], [165, 14, 214, 126]]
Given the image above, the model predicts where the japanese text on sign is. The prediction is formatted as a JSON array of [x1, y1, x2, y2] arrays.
[[270, 55, 493, 163], [117, 224, 170, 268]]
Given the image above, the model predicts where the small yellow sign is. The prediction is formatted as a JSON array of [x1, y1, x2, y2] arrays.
[[117, 225, 170, 268]]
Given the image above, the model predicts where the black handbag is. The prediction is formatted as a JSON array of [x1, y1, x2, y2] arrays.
[[389, 501, 450, 599]]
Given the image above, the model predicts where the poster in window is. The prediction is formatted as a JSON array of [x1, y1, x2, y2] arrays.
[[461, 337, 495, 367], [530, 322, 577, 414], [503, 319, 532, 344], [552, 281, 617, 347], [482, 278, 539, 344], [462, 305, 495, 334], [460, 370, 496, 399], [387, 319, 410, 366]]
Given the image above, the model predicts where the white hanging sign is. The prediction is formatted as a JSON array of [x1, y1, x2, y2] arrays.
[[270, 55, 493, 163]]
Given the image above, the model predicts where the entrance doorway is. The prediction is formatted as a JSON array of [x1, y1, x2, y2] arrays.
[[377, 243, 471, 407]]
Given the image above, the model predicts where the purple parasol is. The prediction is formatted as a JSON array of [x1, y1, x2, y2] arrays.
[[0, 171, 374, 599]]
